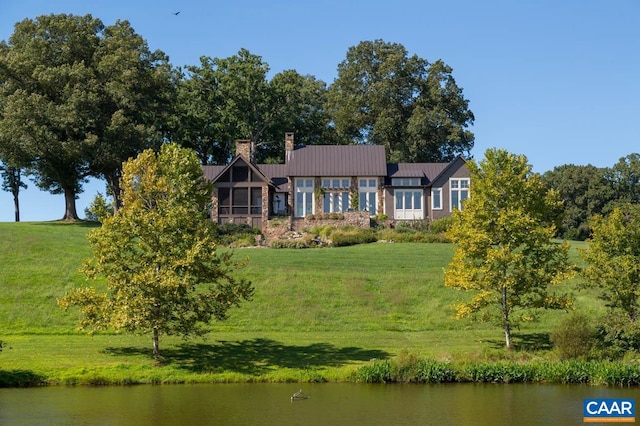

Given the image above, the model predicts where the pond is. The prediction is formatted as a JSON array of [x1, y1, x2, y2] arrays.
[[0, 382, 637, 425]]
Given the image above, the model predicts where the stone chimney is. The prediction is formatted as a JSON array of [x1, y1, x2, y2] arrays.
[[285, 132, 294, 163], [235, 139, 253, 162]]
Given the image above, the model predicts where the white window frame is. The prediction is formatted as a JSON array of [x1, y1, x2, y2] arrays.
[[321, 178, 350, 189], [450, 178, 470, 211], [358, 178, 377, 215], [431, 187, 442, 210], [323, 191, 350, 213], [295, 178, 314, 217], [392, 177, 421, 186], [394, 189, 424, 220]]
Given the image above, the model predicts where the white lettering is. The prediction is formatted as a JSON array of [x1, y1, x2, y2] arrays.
[[587, 400, 634, 416], [586, 401, 599, 415], [608, 401, 622, 415]]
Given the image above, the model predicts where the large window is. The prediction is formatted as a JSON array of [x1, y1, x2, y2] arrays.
[[358, 178, 377, 215], [217, 187, 261, 215], [394, 190, 423, 220], [295, 178, 314, 217], [450, 178, 470, 211], [321, 177, 351, 213], [323, 192, 350, 213]]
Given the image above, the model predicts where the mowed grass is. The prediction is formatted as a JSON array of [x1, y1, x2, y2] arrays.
[[0, 222, 606, 385]]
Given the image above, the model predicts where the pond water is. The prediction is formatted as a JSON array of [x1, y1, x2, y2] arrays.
[[0, 383, 637, 425]]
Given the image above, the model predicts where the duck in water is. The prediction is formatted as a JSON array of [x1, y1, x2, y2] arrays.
[[291, 389, 309, 400]]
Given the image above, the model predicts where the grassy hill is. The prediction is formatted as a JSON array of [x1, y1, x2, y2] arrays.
[[0, 222, 604, 385]]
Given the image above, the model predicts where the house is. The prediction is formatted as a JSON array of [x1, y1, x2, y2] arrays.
[[202, 133, 470, 234]]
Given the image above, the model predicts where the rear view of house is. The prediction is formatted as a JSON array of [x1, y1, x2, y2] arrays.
[[202, 133, 470, 233]]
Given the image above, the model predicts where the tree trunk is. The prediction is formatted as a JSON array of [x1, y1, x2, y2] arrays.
[[152, 327, 160, 358], [62, 187, 80, 220], [12, 189, 20, 222], [105, 172, 122, 214], [502, 287, 512, 350]]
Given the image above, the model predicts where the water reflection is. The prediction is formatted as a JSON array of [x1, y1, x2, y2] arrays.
[[0, 383, 637, 425]]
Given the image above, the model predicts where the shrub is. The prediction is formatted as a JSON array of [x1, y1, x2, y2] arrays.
[[593, 311, 640, 358], [269, 235, 316, 249], [84, 192, 114, 222], [331, 229, 377, 247], [551, 312, 595, 360], [211, 223, 262, 246], [429, 216, 454, 234]]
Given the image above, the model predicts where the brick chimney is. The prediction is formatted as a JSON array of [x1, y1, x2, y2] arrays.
[[285, 132, 294, 163], [235, 139, 253, 162]]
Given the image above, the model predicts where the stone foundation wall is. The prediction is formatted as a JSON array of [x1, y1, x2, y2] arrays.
[[263, 218, 292, 242], [291, 211, 372, 231]]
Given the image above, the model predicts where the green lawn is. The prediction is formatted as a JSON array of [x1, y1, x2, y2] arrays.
[[0, 222, 605, 385]]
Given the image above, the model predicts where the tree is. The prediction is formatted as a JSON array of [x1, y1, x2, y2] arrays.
[[580, 204, 640, 353], [0, 14, 101, 219], [606, 153, 640, 205], [173, 50, 334, 165], [87, 19, 176, 212], [327, 40, 475, 162], [0, 14, 174, 219], [580, 204, 640, 322], [443, 149, 574, 349], [59, 144, 253, 358], [541, 164, 614, 240], [0, 162, 27, 222]]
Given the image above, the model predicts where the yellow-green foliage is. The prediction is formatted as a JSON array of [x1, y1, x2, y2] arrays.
[[580, 204, 640, 322], [444, 149, 575, 348], [59, 144, 253, 356]]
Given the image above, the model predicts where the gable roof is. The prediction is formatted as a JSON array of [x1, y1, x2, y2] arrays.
[[430, 156, 468, 186], [386, 163, 449, 183], [204, 155, 274, 186], [286, 145, 387, 176]]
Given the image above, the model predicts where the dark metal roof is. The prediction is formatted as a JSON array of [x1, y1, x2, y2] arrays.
[[256, 164, 289, 192], [286, 145, 388, 176], [387, 163, 449, 183], [203, 148, 464, 191], [202, 165, 225, 181]]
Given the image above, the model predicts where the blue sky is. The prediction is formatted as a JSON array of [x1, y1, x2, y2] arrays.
[[1, 0, 638, 221]]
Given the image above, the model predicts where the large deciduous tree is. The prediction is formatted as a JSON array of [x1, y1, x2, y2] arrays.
[[580, 204, 640, 351], [88, 19, 176, 211], [443, 149, 574, 349], [173, 50, 333, 165], [59, 144, 253, 358], [327, 40, 475, 162], [541, 164, 614, 240], [606, 153, 640, 206], [0, 14, 174, 219]]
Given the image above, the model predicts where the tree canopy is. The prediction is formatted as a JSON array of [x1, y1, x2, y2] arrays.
[[59, 144, 253, 358], [580, 204, 640, 322], [173, 49, 334, 165], [0, 14, 174, 219], [327, 40, 475, 162], [443, 149, 573, 349], [541, 164, 614, 240], [579, 204, 640, 352]]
